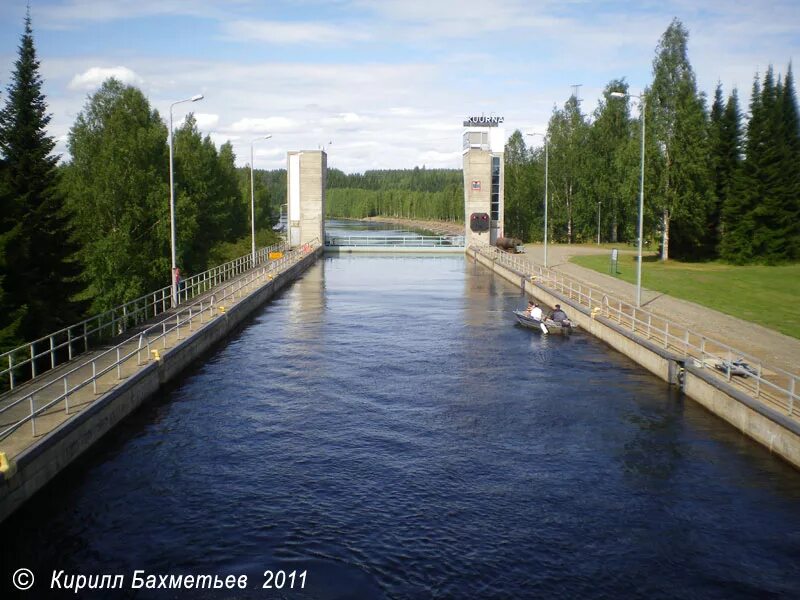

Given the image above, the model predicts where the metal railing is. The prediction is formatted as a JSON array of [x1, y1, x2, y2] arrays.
[[325, 234, 465, 248], [0, 241, 319, 442], [0, 242, 289, 393], [472, 244, 799, 419]]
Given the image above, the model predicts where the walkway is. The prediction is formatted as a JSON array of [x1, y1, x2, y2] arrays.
[[0, 247, 314, 461], [522, 243, 800, 376]]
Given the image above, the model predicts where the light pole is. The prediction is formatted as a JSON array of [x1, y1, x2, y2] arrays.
[[610, 90, 646, 307], [169, 93, 204, 308], [525, 132, 549, 268], [250, 135, 272, 266], [597, 201, 602, 245]]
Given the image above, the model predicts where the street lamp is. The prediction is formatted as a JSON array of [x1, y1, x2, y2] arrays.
[[597, 201, 602, 245], [168, 93, 204, 308], [525, 132, 549, 268], [250, 135, 272, 266], [610, 90, 646, 307]]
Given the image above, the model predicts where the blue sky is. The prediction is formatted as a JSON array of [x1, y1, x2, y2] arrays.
[[1, 0, 798, 172]]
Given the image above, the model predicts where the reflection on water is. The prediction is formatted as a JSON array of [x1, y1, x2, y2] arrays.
[[2, 252, 800, 599]]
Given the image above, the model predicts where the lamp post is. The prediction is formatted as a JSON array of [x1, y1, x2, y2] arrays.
[[525, 132, 548, 268], [250, 135, 272, 266], [169, 93, 204, 308], [610, 90, 646, 307], [597, 201, 602, 245]]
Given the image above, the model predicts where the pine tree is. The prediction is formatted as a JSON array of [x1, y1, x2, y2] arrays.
[[0, 11, 83, 349]]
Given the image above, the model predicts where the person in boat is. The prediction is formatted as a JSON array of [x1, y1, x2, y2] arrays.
[[549, 304, 568, 324], [530, 302, 543, 321]]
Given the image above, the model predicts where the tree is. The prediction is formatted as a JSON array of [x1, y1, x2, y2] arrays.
[[585, 80, 637, 243], [0, 11, 83, 348], [504, 130, 541, 241], [547, 95, 588, 243], [64, 78, 169, 312], [172, 115, 242, 273], [710, 85, 743, 256], [648, 18, 712, 260]]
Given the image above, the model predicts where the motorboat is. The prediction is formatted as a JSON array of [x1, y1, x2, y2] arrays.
[[513, 310, 573, 335]]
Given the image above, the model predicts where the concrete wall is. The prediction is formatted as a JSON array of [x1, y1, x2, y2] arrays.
[[469, 247, 800, 470], [287, 151, 326, 247], [0, 250, 322, 523]]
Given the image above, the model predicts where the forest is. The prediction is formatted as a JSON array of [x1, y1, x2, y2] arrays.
[[324, 20, 799, 267], [0, 15, 280, 353], [1, 14, 797, 357]]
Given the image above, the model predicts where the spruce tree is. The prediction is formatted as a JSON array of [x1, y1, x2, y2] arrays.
[[779, 64, 800, 259], [710, 85, 743, 256], [0, 11, 83, 349]]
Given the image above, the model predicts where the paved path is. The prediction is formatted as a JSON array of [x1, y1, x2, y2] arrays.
[[0, 250, 309, 460], [523, 243, 800, 376]]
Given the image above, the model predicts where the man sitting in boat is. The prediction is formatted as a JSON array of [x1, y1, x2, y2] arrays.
[[549, 304, 568, 324]]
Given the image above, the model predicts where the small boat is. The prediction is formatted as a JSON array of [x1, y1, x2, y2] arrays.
[[513, 310, 573, 335]]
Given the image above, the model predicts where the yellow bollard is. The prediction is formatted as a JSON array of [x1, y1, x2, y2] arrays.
[[151, 349, 161, 361], [591, 307, 601, 319], [0, 452, 17, 479], [219, 306, 226, 314]]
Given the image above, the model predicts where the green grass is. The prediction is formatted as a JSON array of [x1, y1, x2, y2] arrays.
[[571, 254, 800, 339]]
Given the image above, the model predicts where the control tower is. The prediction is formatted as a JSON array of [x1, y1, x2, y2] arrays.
[[287, 150, 327, 247], [462, 116, 505, 247]]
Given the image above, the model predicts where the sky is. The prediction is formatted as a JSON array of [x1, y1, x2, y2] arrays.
[[0, 0, 798, 173]]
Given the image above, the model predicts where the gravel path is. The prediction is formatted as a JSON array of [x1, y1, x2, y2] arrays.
[[523, 243, 800, 375]]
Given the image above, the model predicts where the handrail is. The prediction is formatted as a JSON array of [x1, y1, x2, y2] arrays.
[[471, 244, 799, 419], [0, 240, 319, 442], [0, 242, 289, 392], [325, 234, 464, 247]]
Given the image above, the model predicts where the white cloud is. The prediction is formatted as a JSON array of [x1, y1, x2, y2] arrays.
[[68, 66, 143, 91], [230, 117, 298, 133], [194, 113, 219, 131], [222, 19, 371, 45]]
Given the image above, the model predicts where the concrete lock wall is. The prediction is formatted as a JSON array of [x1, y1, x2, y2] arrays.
[[0, 250, 322, 523], [287, 150, 326, 247], [463, 148, 492, 247], [469, 248, 800, 470]]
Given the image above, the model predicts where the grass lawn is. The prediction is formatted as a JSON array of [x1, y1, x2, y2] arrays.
[[571, 253, 800, 339]]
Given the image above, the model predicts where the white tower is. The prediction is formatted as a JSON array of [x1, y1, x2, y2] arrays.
[[462, 116, 505, 247]]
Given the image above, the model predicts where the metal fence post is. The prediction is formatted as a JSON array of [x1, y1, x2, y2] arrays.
[[29, 396, 36, 436], [789, 378, 796, 416], [50, 335, 56, 369], [116, 348, 121, 380], [64, 377, 70, 415], [92, 360, 97, 394]]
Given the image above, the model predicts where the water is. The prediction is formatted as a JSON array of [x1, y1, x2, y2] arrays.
[[2, 252, 800, 599]]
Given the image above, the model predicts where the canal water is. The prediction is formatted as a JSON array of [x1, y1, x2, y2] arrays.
[[2, 253, 800, 599]]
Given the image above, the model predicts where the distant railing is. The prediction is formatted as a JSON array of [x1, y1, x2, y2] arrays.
[[325, 235, 465, 248], [0, 242, 289, 393], [472, 244, 799, 420], [0, 241, 319, 442]]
